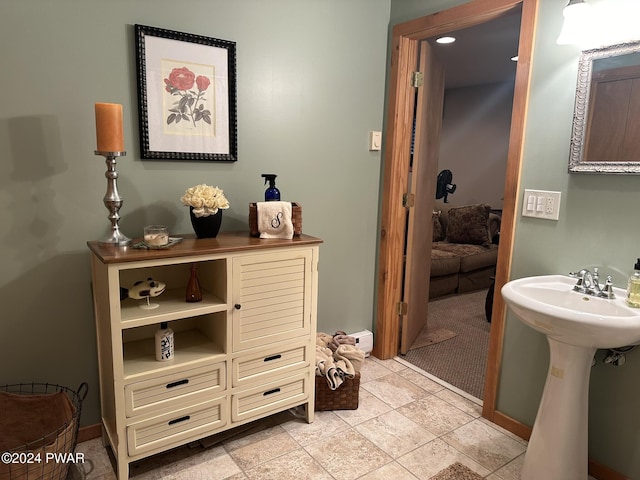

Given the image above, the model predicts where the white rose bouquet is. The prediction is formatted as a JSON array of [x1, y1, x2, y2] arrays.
[[180, 184, 230, 218]]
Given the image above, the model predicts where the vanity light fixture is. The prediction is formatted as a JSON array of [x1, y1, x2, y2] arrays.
[[557, 0, 593, 46], [436, 36, 456, 44]]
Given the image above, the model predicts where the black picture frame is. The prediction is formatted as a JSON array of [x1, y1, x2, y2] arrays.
[[134, 24, 237, 162]]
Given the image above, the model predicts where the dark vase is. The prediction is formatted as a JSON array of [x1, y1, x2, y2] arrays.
[[189, 207, 222, 238], [185, 263, 202, 303]]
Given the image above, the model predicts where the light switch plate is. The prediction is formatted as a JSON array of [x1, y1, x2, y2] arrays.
[[522, 189, 561, 220], [369, 131, 382, 151]]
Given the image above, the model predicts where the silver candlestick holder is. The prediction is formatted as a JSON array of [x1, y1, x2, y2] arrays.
[[95, 150, 131, 246]]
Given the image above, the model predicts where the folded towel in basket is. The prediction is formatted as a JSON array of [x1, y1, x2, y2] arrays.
[[334, 344, 365, 377], [257, 201, 294, 239]]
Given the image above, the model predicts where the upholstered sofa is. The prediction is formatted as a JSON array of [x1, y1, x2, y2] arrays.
[[430, 203, 501, 299]]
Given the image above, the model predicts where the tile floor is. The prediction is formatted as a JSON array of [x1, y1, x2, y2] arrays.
[[72, 356, 530, 480]]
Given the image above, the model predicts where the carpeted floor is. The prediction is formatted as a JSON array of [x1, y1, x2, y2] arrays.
[[403, 289, 490, 400]]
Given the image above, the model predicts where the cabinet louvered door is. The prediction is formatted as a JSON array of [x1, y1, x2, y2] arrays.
[[232, 249, 312, 352]]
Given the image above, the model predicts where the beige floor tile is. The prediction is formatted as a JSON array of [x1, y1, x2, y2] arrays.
[[243, 448, 333, 480], [397, 394, 474, 436], [304, 428, 392, 480], [354, 410, 435, 458], [158, 452, 242, 480], [358, 460, 419, 479], [369, 357, 408, 373], [333, 389, 393, 426], [397, 367, 446, 394], [281, 410, 350, 446], [434, 388, 483, 418], [225, 429, 299, 470], [441, 419, 527, 471], [478, 417, 528, 445], [359, 359, 394, 383], [361, 373, 430, 409], [134, 444, 241, 480], [71, 439, 117, 480], [397, 437, 490, 479], [490, 453, 524, 480]]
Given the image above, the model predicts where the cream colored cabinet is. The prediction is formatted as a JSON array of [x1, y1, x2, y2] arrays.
[[88, 233, 321, 480]]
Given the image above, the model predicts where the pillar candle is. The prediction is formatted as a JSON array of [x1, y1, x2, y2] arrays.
[[95, 103, 124, 152]]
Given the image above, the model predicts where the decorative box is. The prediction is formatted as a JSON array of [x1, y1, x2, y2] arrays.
[[249, 202, 302, 237]]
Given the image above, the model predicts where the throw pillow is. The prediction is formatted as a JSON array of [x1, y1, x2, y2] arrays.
[[432, 211, 445, 242], [445, 204, 491, 246]]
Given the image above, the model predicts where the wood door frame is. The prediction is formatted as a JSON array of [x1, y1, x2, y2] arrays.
[[374, 0, 538, 423]]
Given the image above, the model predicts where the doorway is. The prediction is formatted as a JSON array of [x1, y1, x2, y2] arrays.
[[374, 0, 537, 425], [401, 10, 521, 401]]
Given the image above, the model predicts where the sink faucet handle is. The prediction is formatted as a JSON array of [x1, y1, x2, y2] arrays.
[[569, 269, 587, 282], [602, 276, 616, 299], [569, 269, 588, 291]]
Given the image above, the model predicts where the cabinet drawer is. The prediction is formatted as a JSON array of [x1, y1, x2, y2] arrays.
[[231, 372, 309, 423], [127, 397, 226, 456], [124, 363, 225, 417], [232, 342, 310, 388]]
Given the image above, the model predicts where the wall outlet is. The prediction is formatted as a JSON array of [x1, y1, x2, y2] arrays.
[[522, 189, 561, 221]]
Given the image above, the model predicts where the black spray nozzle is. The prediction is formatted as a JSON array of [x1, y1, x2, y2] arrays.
[[261, 174, 277, 186]]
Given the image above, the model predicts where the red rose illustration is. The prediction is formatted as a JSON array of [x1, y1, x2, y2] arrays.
[[167, 67, 195, 90], [164, 67, 212, 127], [196, 75, 211, 92]]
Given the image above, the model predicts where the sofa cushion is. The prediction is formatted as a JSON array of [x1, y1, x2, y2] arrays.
[[445, 204, 492, 246], [432, 212, 445, 242], [430, 247, 460, 276], [433, 243, 498, 273]]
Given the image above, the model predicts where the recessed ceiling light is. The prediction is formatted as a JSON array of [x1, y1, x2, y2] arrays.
[[436, 36, 456, 44]]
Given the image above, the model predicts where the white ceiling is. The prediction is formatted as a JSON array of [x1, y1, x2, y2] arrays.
[[427, 7, 522, 89]]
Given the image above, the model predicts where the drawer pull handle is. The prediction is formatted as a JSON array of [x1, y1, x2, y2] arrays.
[[166, 379, 189, 389], [263, 388, 281, 396], [264, 354, 282, 362], [168, 415, 191, 426], [234, 304, 242, 310]]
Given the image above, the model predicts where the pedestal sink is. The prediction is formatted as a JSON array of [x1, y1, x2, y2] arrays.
[[501, 275, 640, 480]]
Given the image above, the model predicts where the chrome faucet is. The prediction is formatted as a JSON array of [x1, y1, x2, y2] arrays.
[[569, 268, 615, 299]]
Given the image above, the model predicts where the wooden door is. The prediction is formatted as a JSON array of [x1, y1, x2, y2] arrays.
[[400, 42, 445, 354]]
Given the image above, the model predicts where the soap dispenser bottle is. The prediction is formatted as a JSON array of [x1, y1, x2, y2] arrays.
[[261, 174, 280, 201], [626, 258, 640, 308]]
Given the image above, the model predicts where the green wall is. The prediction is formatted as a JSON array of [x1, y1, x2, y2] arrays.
[[0, 0, 390, 427], [389, 0, 640, 477]]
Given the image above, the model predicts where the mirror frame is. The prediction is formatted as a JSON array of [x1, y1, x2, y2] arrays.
[[569, 40, 640, 174]]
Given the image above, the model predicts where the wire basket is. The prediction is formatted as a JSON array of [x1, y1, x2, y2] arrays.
[[0, 382, 88, 480]]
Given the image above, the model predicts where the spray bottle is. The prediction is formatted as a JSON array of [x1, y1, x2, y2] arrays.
[[261, 174, 281, 201]]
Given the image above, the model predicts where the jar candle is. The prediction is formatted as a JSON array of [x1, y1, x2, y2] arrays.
[[144, 225, 169, 246]]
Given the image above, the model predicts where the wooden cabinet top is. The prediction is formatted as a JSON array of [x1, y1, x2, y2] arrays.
[[88, 231, 323, 264]]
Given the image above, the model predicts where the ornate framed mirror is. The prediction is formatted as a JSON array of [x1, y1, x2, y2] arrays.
[[569, 40, 640, 174]]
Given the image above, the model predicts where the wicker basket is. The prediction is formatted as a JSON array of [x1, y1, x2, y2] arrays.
[[0, 382, 88, 480], [249, 202, 302, 237], [314, 373, 360, 411]]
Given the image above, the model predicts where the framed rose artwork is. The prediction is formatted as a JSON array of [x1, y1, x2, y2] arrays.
[[134, 24, 237, 161]]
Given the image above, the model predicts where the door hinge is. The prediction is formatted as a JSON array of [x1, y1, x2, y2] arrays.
[[402, 193, 415, 208], [411, 71, 424, 88], [396, 301, 408, 316]]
